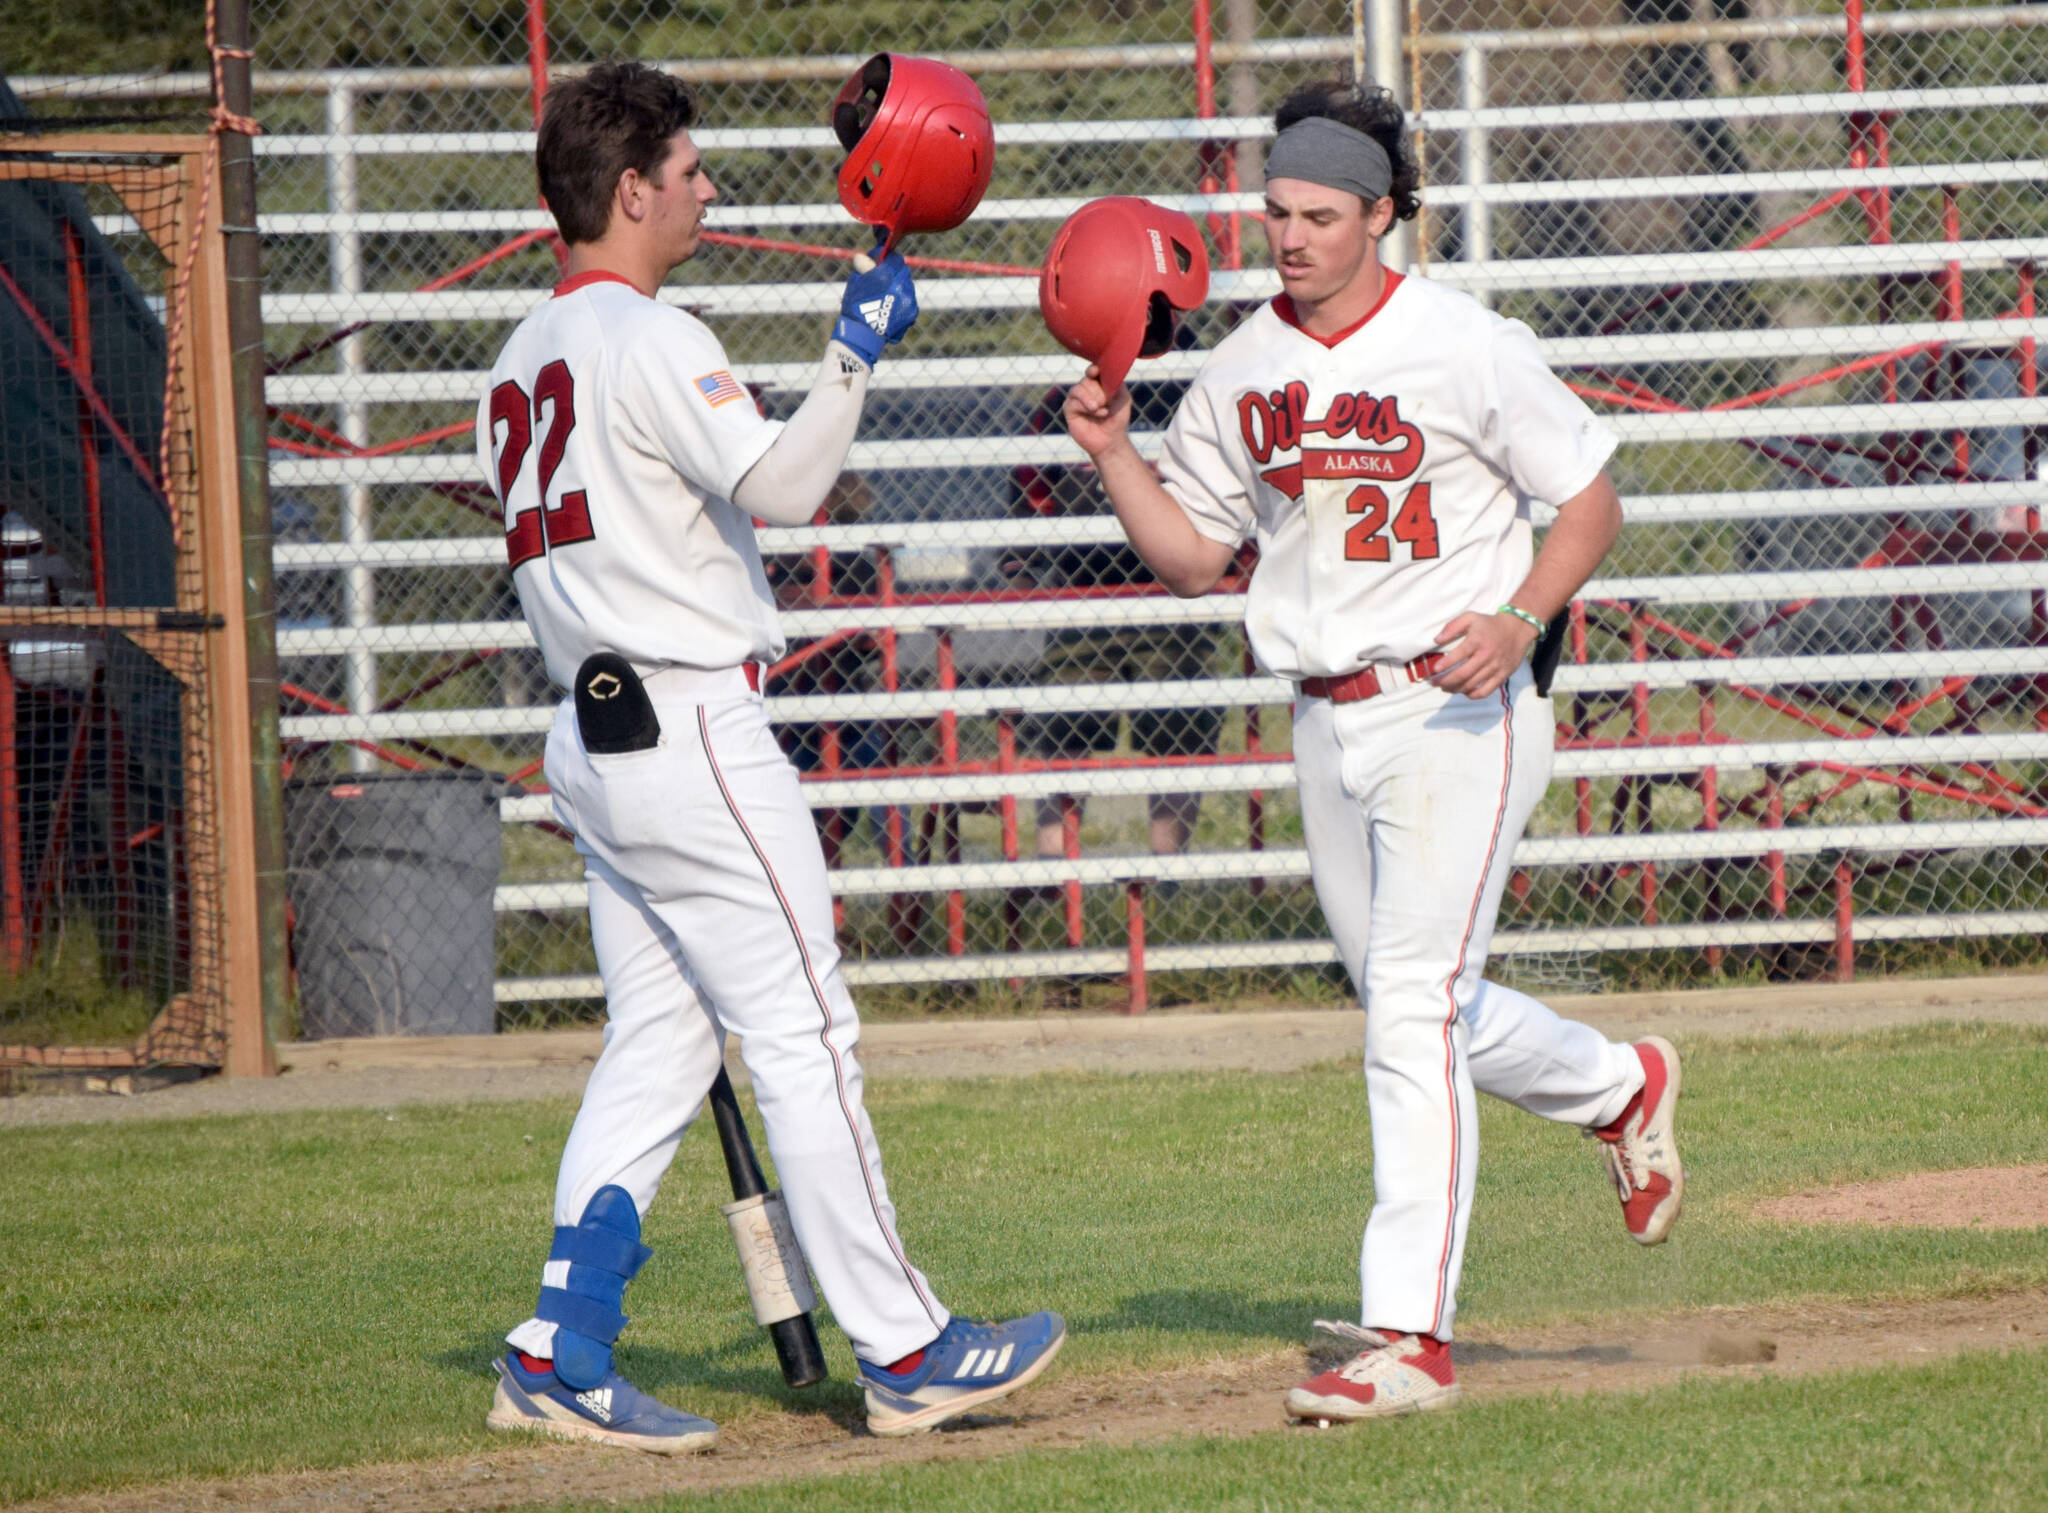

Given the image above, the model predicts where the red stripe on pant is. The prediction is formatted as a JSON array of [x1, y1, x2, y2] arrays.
[[696, 707, 945, 1331]]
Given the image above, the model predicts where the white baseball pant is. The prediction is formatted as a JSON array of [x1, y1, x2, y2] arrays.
[[1292, 663, 1644, 1341], [520, 665, 949, 1367]]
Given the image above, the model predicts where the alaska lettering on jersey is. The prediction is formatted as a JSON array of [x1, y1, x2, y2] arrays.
[[1228, 380, 1425, 477], [1238, 386, 1425, 493]]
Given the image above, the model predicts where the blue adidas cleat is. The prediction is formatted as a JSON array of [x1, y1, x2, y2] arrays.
[[487, 1352, 719, 1454], [858, 1312, 1067, 1437]]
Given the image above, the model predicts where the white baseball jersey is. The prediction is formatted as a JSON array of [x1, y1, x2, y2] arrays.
[[484, 269, 955, 1366], [1159, 272, 1618, 681], [476, 270, 787, 690], [1147, 270, 1646, 1345]]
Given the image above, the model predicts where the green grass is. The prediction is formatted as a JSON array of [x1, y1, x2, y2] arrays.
[[0, 910, 161, 1048], [6, 1025, 2048, 1501], [594, 1346, 2048, 1513]]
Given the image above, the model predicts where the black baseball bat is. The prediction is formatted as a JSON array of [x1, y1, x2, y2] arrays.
[[707, 1067, 829, 1388], [1531, 607, 1571, 698]]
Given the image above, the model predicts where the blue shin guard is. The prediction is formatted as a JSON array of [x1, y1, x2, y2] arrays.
[[535, 1185, 654, 1390]]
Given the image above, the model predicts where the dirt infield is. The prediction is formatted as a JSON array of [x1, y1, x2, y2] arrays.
[[1756, 1164, 2048, 1231], [19, 1288, 2047, 1513], [4, 972, 2044, 1128]]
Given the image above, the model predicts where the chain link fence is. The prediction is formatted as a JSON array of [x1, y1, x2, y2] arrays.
[[16, 0, 2044, 1031]]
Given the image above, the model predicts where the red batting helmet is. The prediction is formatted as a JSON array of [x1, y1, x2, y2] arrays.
[[1038, 197, 1211, 395], [832, 54, 995, 255]]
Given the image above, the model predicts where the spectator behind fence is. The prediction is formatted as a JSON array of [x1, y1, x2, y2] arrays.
[[1008, 374, 1223, 871]]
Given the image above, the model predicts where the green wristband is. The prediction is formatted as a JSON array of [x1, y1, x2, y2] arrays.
[[1497, 603, 1547, 634]]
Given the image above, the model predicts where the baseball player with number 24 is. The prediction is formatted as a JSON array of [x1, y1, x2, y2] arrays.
[[1056, 81, 1686, 1424]]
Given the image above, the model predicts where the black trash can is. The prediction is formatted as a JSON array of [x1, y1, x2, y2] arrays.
[[285, 772, 503, 1037]]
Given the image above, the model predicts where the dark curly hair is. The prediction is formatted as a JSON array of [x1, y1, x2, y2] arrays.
[[1271, 81, 1420, 224], [537, 61, 699, 245]]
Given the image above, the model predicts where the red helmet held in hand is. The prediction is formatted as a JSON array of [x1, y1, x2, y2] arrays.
[[1038, 197, 1210, 395], [832, 54, 995, 256]]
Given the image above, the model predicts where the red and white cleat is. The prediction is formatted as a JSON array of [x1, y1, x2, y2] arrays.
[[1592, 1035, 1685, 1245], [1284, 1323, 1460, 1424]]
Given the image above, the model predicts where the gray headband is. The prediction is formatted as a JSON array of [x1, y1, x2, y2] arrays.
[[1265, 116, 1393, 202]]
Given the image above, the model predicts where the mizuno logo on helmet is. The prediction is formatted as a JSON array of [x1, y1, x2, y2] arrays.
[[859, 296, 895, 334]]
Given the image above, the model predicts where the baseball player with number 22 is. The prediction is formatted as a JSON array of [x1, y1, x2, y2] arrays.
[[1056, 81, 1686, 1423], [475, 61, 1061, 1453]]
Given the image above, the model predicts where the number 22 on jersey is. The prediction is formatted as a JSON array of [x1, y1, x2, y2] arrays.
[[489, 359, 597, 570]]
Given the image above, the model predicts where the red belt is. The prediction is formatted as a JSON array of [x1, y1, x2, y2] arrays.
[[1299, 652, 1447, 704], [743, 662, 762, 693]]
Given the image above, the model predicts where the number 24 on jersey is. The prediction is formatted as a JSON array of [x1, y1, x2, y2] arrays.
[[1345, 482, 1438, 562], [488, 359, 597, 570]]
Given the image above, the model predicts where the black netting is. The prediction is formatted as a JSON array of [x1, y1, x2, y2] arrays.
[[0, 141, 231, 1063]]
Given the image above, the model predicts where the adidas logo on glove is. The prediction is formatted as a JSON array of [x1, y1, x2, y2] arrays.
[[859, 295, 895, 335]]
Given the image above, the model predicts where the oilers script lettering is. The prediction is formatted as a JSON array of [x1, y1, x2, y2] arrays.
[[1237, 387, 1426, 498]]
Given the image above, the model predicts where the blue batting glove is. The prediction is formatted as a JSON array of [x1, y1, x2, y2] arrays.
[[833, 241, 919, 365]]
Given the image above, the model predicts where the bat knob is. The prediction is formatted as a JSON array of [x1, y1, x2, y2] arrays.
[[852, 252, 877, 273]]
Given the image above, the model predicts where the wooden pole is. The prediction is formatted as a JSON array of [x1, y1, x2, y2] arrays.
[[214, 0, 287, 1075]]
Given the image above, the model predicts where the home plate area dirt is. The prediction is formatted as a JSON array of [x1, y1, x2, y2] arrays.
[[28, 1289, 2048, 1513]]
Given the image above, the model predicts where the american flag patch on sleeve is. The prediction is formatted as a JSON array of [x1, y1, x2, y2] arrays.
[[694, 370, 746, 407]]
